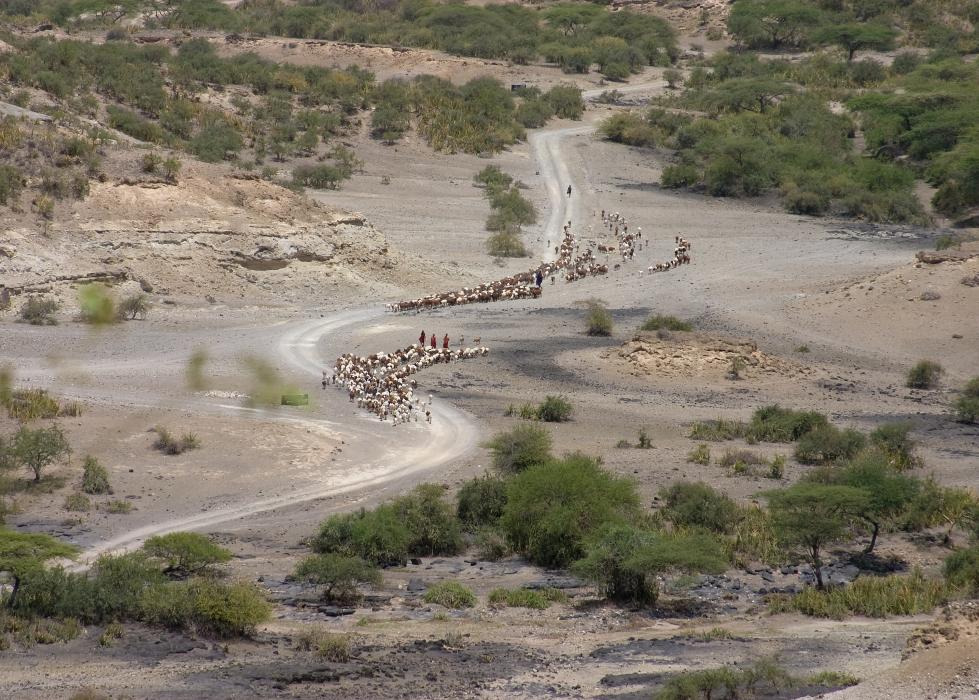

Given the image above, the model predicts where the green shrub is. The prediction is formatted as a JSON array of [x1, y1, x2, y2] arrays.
[[718, 448, 765, 471], [140, 578, 271, 638], [64, 492, 90, 512], [143, 532, 232, 576], [18, 296, 59, 326], [769, 570, 948, 619], [659, 482, 741, 534], [392, 484, 464, 557], [954, 377, 979, 424], [585, 299, 613, 336], [293, 554, 381, 602], [292, 164, 346, 190], [794, 425, 866, 465], [313, 507, 411, 567], [660, 163, 700, 188], [906, 360, 944, 389], [869, 422, 920, 470], [537, 395, 573, 422], [484, 424, 552, 474], [0, 164, 24, 205], [486, 231, 527, 257], [474, 528, 510, 561], [943, 545, 979, 595], [748, 405, 829, 442], [501, 453, 641, 568], [545, 85, 584, 119], [769, 454, 786, 479], [488, 587, 566, 609], [474, 165, 513, 191], [106, 106, 163, 143], [189, 121, 242, 162], [423, 580, 475, 609], [641, 314, 692, 332], [457, 475, 508, 530]]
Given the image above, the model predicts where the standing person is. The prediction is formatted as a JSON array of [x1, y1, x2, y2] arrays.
[[430, 334, 436, 349], [419, 330, 426, 347], [535, 269, 543, 287], [442, 333, 450, 349], [567, 185, 572, 197]]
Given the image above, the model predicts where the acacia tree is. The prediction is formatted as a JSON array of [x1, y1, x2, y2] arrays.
[[766, 483, 868, 588], [0, 529, 77, 609], [12, 425, 71, 482], [727, 0, 824, 49], [813, 23, 896, 62]]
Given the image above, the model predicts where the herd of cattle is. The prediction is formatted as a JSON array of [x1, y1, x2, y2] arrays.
[[329, 344, 490, 423]]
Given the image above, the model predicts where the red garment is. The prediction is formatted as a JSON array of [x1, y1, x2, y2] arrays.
[[419, 331, 426, 346], [430, 335, 436, 349], [442, 334, 450, 349]]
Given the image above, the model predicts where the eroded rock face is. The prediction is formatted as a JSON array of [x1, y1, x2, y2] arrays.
[[0, 173, 406, 308], [612, 331, 810, 380]]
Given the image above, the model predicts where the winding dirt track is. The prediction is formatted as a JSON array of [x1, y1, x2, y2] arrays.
[[74, 83, 664, 563]]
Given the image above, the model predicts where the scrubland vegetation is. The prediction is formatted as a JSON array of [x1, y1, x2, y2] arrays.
[[1, 1, 677, 81], [596, 0, 979, 224], [473, 165, 539, 258]]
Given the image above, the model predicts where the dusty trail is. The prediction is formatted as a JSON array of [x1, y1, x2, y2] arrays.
[[67, 82, 667, 562]]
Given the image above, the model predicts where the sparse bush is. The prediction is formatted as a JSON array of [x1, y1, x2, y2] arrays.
[[105, 500, 132, 514], [296, 630, 350, 661], [457, 475, 508, 530], [795, 345, 810, 353], [688, 419, 748, 442], [727, 356, 747, 380], [292, 554, 381, 603], [474, 529, 509, 561], [152, 427, 200, 455], [6, 388, 60, 421], [659, 481, 741, 534], [585, 299, 613, 336], [18, 296, 59, 326], [423, 580, 475, 609], [537, 395, 573, 422], [641, 314, 692, 332], [637, 427, 653, 449], [78, 284, 117, 326], [64, 492, 90, 512], [719, 448, 765, 472], [117, 294, 150, 320], [906, 360, 944, 389], [769, 454, 786, 479], [98, 621, 124, 647], [0, 164, 24, 206], [484, 424, 552, 474], [143, 532, 232, 576], [141, 153, 163, 174], [769, 570, 948, 619], [189, 121, 242, 163], [687, 444, 711, 465], [794, 425, 866, 465]]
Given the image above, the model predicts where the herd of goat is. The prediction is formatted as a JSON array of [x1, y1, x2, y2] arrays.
[[334, 217, 692, 422]]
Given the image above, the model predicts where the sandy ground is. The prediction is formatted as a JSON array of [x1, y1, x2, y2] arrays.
[[1, 62, 978, 699]]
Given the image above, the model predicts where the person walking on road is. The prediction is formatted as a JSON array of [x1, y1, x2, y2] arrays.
[[419, 330, 426, 347], [442, 334, 450, 349], [430, 334, 437, 349], [566, 185, 572, 197]]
